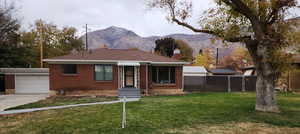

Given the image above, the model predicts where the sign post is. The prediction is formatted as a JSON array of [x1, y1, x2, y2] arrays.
[[122, 96, 126, 128]]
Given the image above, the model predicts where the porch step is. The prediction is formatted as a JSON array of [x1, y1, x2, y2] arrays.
[[118, 88, 141, 99]]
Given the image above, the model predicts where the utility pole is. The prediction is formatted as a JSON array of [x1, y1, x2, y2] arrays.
[[216, 48, 219, 67], [4, 0, 7, 9], [38, 20, 44, 68], [85, 24, 88, 50]]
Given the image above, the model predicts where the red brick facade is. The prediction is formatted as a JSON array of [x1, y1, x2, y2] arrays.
[[49, 64, 183, 96], [5, 75, 15, 90], [49, 64, 119, 96]]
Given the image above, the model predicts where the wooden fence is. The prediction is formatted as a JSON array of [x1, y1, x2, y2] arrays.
[[290, 70, 300, 91]]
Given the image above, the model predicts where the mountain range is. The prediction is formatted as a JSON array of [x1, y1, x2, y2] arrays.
[[81, 26, 243, 57]]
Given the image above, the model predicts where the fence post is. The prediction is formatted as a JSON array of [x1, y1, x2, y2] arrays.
[[242, 76, 246, 92], [227, 76, 231, 92], [122, 96, 126, 128]]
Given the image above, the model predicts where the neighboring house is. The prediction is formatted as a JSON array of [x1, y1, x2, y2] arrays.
[[0, 68, 49, 94], [209, 68, 238, 75], [183, 66, 207, 76], [43, 48, 189, 97], [242, 66, 256, 76]]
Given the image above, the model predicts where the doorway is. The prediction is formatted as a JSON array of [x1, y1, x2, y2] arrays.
[[124, 66, 134, 87]]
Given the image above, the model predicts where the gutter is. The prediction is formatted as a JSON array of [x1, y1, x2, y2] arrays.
[[43, 59, 190, 65]]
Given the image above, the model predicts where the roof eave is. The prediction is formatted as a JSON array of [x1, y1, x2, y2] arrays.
[[43, 59, 189, 65]]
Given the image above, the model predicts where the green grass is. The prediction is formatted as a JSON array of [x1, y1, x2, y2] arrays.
[[5, 96, 118, 110], [0, 93, 300, 134]]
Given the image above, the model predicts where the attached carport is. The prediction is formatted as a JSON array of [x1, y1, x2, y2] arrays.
[[0, 68, 49, 94]]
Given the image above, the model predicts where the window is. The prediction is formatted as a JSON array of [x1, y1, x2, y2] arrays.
[[62, 64, 77, 74], [152, 66, 176, 84], [95, 65, 113, 81]]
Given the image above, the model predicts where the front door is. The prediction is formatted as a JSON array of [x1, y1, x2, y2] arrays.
[[124, 66, 134, 87]]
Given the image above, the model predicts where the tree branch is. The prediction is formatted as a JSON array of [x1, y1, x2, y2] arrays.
[[171, 18, 215, 34], [164, 0, 253, 43], [222, 0, 265, 38], [172, 17, 250, 43]]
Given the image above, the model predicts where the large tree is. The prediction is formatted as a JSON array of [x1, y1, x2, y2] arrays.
[[155, 37, 193, 61], [21, 20, 84, 67], [194, 48, 215, 69], [219, 46, 253, 71], [149, 0, 299, 112], [0, 3, 34, 67]]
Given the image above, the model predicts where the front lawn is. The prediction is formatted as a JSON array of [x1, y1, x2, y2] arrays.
[[5, 96, 118, 110], [1, 93, 300, 134]]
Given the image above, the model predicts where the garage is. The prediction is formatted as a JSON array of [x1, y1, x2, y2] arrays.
[[0, 68, 49, 94], [15, 75, 49, 94]]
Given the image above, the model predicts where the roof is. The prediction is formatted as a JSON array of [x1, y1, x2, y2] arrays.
[[0, 68, 49, 74], [44, 48, 188, 64], [209, 68, 237, 75], [183, 66, 207, 73]]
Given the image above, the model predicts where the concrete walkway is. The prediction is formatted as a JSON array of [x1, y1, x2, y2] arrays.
[[0, 94, 48, 111], [0, 98, 139, 115]]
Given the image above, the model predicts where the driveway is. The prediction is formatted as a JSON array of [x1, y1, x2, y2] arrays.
[[0, 94, 48, 111]]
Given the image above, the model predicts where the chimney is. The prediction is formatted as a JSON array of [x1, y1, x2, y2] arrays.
[[172, 48, 182, 60]]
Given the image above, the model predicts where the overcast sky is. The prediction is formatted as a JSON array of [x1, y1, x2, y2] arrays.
[[6, 0, 299, 37], [10, 0, 215, 37]]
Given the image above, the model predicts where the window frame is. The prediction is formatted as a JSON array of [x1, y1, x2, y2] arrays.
[[152, 66, 176, 84], [62, 64, 78, 75], [94, 65, 113, 81]]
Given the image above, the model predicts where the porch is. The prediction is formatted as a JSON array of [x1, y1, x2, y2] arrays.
[[117, 62, 144, 98], [117, 61, 184, 98]]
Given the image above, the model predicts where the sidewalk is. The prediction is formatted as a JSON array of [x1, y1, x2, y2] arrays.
[[0, 98, 139, 115]]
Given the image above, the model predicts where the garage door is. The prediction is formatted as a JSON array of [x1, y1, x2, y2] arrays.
[[15, 75, 49, 94]]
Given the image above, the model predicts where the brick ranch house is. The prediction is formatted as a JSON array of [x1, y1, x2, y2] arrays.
[[43, 48, 189, 97]]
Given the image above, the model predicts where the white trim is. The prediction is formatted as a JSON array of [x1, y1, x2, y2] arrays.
[[118, 61, 140, 66], [43, 59, 189, 65], [134, 66, 138, 88], [5, 73, 49, 76], [150, 62, 189, 65], [44, 59, 150, 63]]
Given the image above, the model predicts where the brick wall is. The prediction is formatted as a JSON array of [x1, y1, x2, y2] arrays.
[[49, 64, 119, 95], [5, 75, 15, 90], [50, 64, 183, 96], [4, 75, 15, 94], [139, 65, 147, 90]]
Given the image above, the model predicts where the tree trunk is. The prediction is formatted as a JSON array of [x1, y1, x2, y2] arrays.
[[246, 40, 280, 113], [255, 68, 279, 112]]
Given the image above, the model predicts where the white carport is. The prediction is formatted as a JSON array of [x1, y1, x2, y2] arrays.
[[183, 66, 208, 76]]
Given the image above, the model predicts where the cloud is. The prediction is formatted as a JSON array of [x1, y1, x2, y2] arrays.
[[15, 0, 214, 36]]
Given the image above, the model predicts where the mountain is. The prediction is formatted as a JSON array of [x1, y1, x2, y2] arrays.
[[81, 26, 242, 56]]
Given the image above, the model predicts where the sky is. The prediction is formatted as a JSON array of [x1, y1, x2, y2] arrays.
[[6, 0, 299, 37], [10, 0, 215, 37]]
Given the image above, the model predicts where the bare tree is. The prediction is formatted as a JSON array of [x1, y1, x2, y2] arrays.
[[148, 0, 300, 112]]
